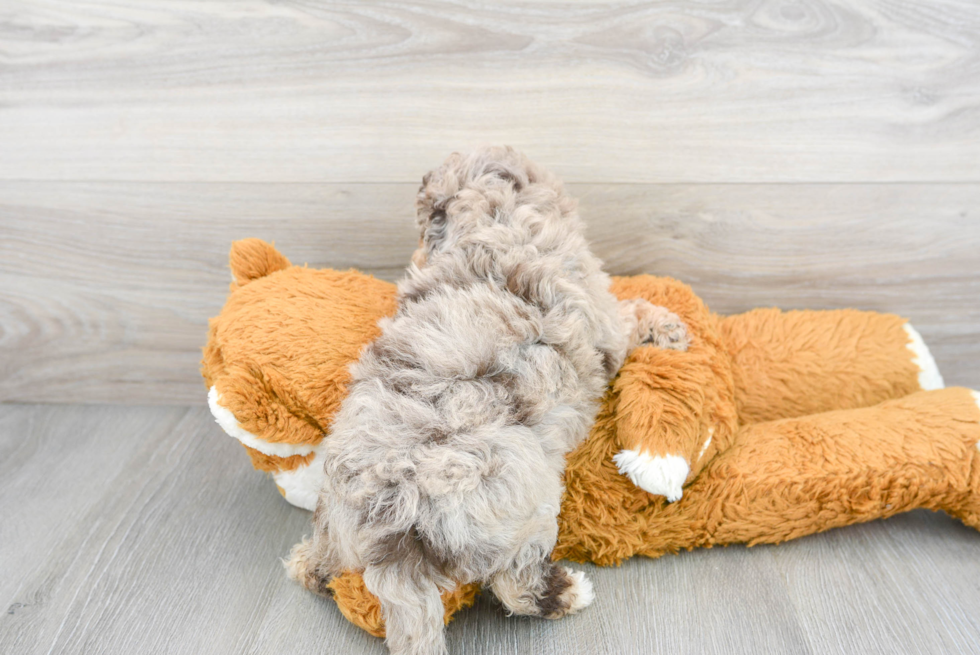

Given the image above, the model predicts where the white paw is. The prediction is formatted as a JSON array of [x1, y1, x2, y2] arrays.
[[903, 324, 945, 391], [560, 567, 595, 615], [613, 449, 689, 502]]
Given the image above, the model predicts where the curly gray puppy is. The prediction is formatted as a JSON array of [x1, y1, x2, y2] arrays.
[[286, 147, 688, 655]]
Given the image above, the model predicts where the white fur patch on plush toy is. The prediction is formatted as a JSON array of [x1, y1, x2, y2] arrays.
[[208, 386, 316, 458], [613, 450, 689, 502], [208, 386, 325, 510], [904, 323, 945, 391], [272, 449, 325, 511]]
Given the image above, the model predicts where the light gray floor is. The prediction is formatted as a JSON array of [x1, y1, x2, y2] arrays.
[[3, 403, 980, 655]]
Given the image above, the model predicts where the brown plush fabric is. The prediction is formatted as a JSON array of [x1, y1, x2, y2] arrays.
[[327, 572, 480, 639], [720, 308, 923, 424], [242, 445, 314, 474], [557, 387, 980, 563], [227, 237, 292, 288], [202, 239, 977, 637]]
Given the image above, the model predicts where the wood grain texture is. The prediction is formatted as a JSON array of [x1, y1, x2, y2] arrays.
[[3, 403, 980, 655], [1, 181, 977, 404], [1, 0, 979, 183]]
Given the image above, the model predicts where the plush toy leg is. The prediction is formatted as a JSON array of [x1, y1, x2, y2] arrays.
[[718, 308, 943, 425], [942, 389, 980, 528], [620, 387, 980, 559], [612, 302, 701, 502], [611, 347, 713, 501], [608, 276, 739, 502]]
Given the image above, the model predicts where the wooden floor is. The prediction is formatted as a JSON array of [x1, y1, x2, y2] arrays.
[[2, 403, 980, 655], [3, 1, 980, 653]]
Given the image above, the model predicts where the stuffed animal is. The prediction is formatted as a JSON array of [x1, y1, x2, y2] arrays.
[[203, 238, 980, 637]]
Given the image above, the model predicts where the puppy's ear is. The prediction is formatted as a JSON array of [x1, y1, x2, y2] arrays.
[[416, 152, 463, 255], [415, 147, 543, 257]]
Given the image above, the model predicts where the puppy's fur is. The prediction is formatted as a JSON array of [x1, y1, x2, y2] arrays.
[[286, 147, 687, 655]]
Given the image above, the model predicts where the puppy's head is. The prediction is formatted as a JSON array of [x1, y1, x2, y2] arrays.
[[413, 146, 550, 266]]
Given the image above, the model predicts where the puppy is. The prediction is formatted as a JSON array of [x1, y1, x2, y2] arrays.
[[286, 147, 688, 655]]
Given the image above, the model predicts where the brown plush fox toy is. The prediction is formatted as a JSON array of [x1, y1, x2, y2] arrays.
[[202, 238, 980, 637]]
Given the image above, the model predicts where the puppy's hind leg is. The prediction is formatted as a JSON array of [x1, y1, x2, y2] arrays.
[[283, 536, 336, 598], [490, 558, 595, 620], [284, 504, 345, 598]]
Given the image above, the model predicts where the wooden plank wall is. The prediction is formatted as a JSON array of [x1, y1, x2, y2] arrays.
[[1, 0, 978, 404]]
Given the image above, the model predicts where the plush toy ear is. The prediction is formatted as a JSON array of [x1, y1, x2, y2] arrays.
[[229, 238, 292, 286]]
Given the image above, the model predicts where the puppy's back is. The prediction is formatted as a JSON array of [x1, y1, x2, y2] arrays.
[[320, 147, 619, 655]]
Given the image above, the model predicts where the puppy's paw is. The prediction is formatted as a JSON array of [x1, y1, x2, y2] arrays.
[[555, 568, 595, 617], [621, 299, 690, 352], [539, 567, 595, 620], [283, 537, 313, 582], [643, 312, 689, 351], [283, 537, 333, 597]]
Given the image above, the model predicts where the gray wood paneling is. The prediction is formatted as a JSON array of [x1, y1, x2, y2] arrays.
[[3, 404, 980, 654], [1, 1, 978, 184], [1, 182, 977, 404]]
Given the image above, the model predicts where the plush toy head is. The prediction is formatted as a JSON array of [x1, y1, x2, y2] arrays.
[[204, 239, 980, 637], [202, 238, 398, 509]]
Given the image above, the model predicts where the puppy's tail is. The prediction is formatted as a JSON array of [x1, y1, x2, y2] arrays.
[[363, 529, 449, 655]]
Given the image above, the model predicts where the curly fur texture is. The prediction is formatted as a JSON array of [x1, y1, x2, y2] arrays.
[[286, 147, 686, 655]]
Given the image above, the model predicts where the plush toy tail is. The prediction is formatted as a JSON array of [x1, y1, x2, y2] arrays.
[[229, 238, 292, 287]]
